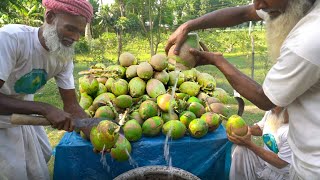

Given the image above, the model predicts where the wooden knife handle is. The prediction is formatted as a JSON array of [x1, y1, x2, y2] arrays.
[[10, 114, 52, 126]]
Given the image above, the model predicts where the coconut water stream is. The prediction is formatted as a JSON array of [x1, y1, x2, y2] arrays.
[[163, 70, 179, 174], [100, 145, 111, 172], [125, 149, 139, 169]]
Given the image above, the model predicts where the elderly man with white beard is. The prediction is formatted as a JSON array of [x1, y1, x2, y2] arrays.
[[0, 0, 93, 179], [228, 107, 291, 180], [166, 0, 319, 179]]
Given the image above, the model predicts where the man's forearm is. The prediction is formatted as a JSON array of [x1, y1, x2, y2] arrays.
[[59, 88, 91, 137], [246, 142, 288, 169], [186, 5, 261, 31], [213, 56, 275, 110], [0, 93, 50, 116]]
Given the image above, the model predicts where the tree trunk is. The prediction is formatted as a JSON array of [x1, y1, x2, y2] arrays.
[[154, 0, 164, 54], [119, 0, 125, 17], [85, 0, 92, 41], [85, 23, 92, 40], [117, 30, 123, 64], [148, 0, 154, 56]]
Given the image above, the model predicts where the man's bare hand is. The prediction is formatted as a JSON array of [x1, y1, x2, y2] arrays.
[[227, 126, 252, 147], [165, 23, 190, 55], [189, 48, 223, 66], [43, 106, 73, 132]]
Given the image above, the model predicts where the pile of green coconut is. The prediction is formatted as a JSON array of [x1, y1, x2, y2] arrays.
[[77, 34, 236, 162]]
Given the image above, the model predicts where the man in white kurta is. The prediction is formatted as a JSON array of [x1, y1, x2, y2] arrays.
[[262, 4, 320, 178], [0, 0, 93, 179], [0, 24, 75, 179], [229, 109, 291, 180]]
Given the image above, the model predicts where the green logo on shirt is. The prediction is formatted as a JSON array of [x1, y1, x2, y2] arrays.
[[263, 133, 279, 154], [14, 69, 47, 94]]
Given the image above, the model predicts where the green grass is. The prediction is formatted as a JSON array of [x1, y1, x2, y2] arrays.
[[35, 54, 268, 177]]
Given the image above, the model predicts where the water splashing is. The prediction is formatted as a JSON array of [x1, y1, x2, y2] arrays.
[[100, 145, 110, 171], [125, 148, 139, 169], [164, 70, 179, 167], [164, 126, 173, 167]]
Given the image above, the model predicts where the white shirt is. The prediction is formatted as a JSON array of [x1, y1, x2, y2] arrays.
[[261, 1, 320, 178], [0, 24, 75, 179], [0, 24, 74, 98], [256, 111, 291, 175]]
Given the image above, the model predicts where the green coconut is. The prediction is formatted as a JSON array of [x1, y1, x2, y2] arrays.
[[123, 119, 142, 142], [226, 114, 248, 136], [119, 52, 136, 67], [167, 33, 200, 70], [105, 65, 126, 79], [200, 112, 221, 132], [126, 65, 139, 79], [187, 102, 205, 118], [105, 78, 115, 92], [161, 111, 179, 123], [79, 75, 99, 96], [111, 79, 128, 96], [212, 88, 232, 104], [157, 93, 176, 112], [146, 79, 166, 98], [204, 97, 220, 105], [182, 68, 198, 82], [92, 92, 111, 105], [179, 82, 200, 97], [90, 120, 120, 151], [110, 135, 132, 162], [96, 77, 108, 84], [188, 118, 208, 138], [93, 63, 106, 69], [138, 100, 158, 120], [128, 77, 146, 98], [90, 126, 105, 151], [79, 92, 93, 109], [96, 83, 107, 96], [162, 120, 186, 139], [167, 62, 175, 71], [142, 116, 164, 136], [153, 70, 169, 85], [137, 62, 154, 80], [168, 71, 185, 87], [149, 54, 168, 71], [187, 96, 203, 105], [129, 110, 144, 125], [94, 106, 116, 120], [114, 95, 133, 109], [179, 111, 197, 127], [197, 73, 216, 91], [105, 92, 116, 101], [175, 93, 190, 101], [206, 103, 230, 119]]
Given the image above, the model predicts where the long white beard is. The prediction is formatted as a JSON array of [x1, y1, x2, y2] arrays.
[[42, 23, 75, 63], [265, 0, 313, 62], [264, 109, 286, 139]]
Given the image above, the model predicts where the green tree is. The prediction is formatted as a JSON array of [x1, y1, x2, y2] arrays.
[[0, 0, 44, 27]]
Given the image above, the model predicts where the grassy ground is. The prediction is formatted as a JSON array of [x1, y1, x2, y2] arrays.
[[34, 55, 268, 178]]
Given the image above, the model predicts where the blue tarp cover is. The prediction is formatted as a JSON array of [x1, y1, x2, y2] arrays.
[[53, 125, 231, 180]]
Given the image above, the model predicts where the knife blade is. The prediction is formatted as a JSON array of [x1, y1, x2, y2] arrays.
[[10, 114, 112, 128]]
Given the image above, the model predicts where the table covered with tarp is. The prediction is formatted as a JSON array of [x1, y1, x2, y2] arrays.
[[53, 125, 232, 180]]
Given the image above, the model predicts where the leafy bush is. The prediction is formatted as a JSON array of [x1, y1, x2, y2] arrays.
[[75, 38, 90, 54]]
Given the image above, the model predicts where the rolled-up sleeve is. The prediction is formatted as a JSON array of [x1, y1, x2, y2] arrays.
[[263, 47, 320, 107], [54, 61, 75, 89], [0, 32, 17, 82]]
